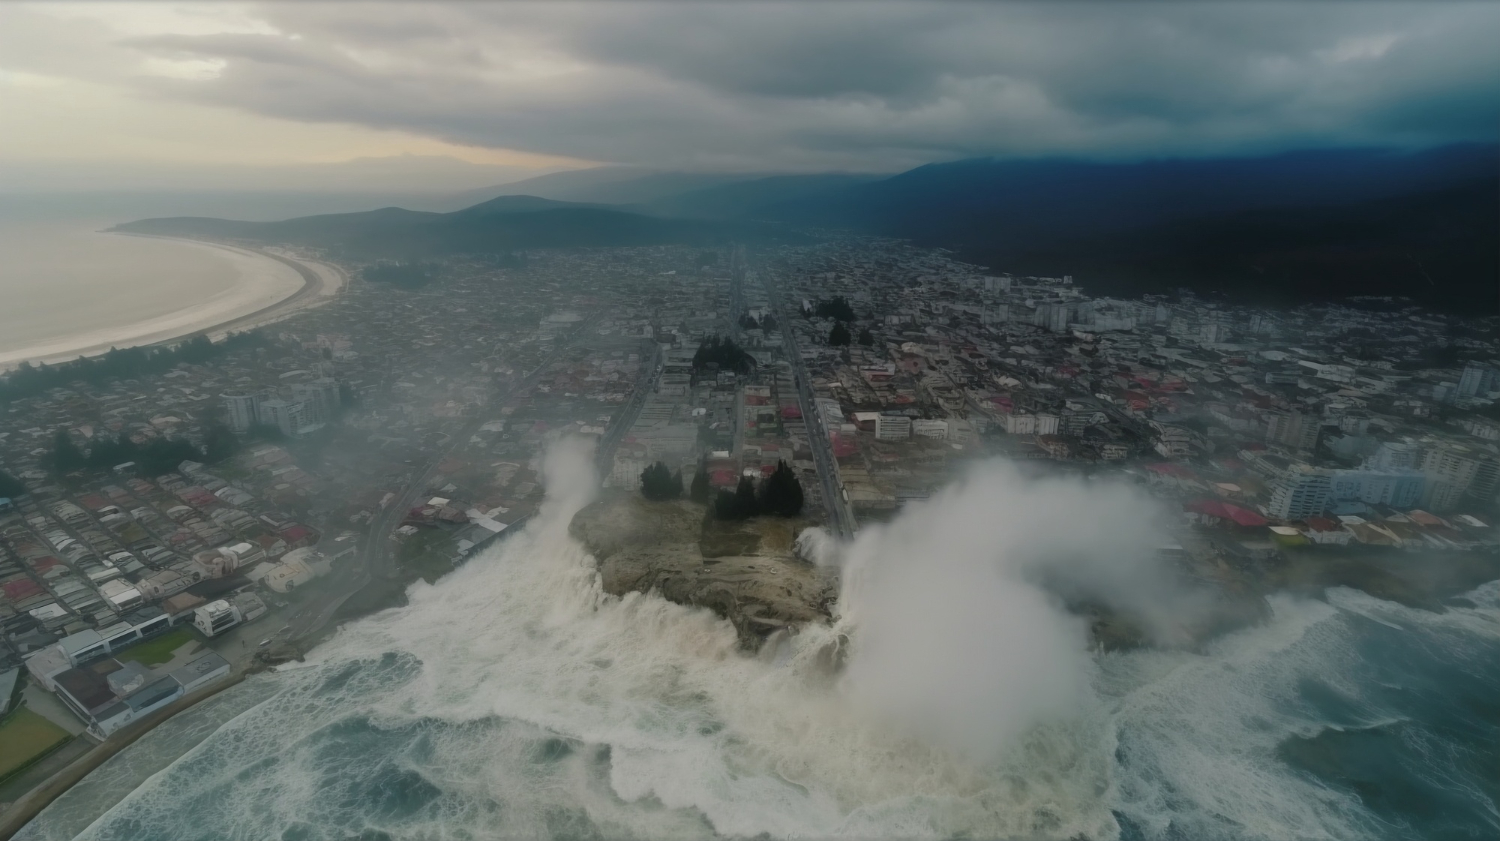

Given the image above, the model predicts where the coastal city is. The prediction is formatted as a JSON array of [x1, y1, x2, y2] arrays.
[[3, 232, 1500, 811], [5, 3, 1497, 837]]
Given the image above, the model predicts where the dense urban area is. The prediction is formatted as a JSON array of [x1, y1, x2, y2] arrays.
[[5, 233, 1500, 801]]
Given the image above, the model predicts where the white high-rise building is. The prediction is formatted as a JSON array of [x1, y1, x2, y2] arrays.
[[291, 378, 340, 426], [1266, 469, 1332, 520], [1458, 362, 1490, 399], [1266, 410, 1322, 453], [1368, 441, 1419, 471], [221, 393, 257, 434], [1329, 469, 1425, 509], [258, 398, 312, 438]]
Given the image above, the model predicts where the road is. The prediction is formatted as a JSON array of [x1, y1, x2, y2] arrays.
[[756, 254, 857, 539], [279, 313, 603, 645], [594, 341, 663, 476]]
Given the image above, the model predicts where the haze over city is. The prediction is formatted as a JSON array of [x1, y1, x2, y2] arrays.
[[0, 3, 1496, 841]]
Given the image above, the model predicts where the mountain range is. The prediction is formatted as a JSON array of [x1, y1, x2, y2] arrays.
[[116, 143, 1497, 311]]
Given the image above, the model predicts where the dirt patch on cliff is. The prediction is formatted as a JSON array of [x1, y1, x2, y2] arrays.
[[571, 492, 837, 648]]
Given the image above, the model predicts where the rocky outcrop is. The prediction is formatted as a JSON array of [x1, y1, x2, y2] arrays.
[[570, 493, 838, 648]]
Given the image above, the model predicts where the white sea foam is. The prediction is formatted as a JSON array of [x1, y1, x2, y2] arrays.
[[55, 443, 1500, 840]]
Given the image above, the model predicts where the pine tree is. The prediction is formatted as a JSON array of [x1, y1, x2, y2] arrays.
[[86, 434, 138, 469], [733, 475, 760, 518], [51, 429, 85, 473], [829, 322, 852, 346], [858, 327, 875, 347], [714, 475, 762, 520], [714, 488, 738, 519], [640, 461, 682, 501], [690, 461, 711, 503], [204, 424, 239, 464], [758, 460, 804, 517]]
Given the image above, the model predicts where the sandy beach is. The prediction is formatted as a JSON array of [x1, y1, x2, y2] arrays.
[[0, 236, 344, 370]]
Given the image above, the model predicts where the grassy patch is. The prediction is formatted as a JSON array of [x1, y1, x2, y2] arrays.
[[0, 707, 72, 780], [398, 528, 457, 584], [115, 628, 197, 667]]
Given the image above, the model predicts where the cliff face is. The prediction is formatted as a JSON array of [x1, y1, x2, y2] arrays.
[[569, 493, 837, 648]]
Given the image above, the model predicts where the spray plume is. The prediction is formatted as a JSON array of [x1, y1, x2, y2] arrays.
[[830, 460, 1194, 759]]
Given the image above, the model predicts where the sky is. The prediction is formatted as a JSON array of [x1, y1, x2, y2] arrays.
[[2, 1, 1497, 193]]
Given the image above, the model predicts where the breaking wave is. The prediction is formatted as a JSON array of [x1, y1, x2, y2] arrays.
[[21, 443, 1500, 840]]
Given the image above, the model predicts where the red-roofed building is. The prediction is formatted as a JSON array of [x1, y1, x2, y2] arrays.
[[3, 579, 42, 600], [278, 525, 317, 549], [1300, 517, 1351, 545], [77, 494, 110, 511], [1185, 499, 1268, 528], [831, 434, 858, 458]]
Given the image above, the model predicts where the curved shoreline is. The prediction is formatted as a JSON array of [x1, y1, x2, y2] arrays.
[[0, 676, 248, 841], [0, 236, 345, 372]]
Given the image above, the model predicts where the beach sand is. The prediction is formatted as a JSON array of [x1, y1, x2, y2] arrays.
[[0, 237, 344, 370]]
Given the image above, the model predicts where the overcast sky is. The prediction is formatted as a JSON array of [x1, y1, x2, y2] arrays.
[[2, 1, 1496, 192]]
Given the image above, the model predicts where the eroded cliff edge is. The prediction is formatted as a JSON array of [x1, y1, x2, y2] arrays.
[[570, 492, 837, 648]]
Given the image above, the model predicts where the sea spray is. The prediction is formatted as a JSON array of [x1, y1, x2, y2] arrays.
[[36, 441, 1499, 840]]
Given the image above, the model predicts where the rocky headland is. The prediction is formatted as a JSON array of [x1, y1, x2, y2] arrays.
[[569, 492, 837, 648]]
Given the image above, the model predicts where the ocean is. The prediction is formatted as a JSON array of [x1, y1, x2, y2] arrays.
[[0, 192, 423, 368], [0, 215, 246, 365], [16, 445, 1499, 841]]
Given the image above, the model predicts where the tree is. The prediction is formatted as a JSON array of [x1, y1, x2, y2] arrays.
[[761, 313, 777, 331], [713, 488, 737, 519], [86, 434, 138, 470], [0, 470, 26, 498], [829, 322, 852, 346], [713, 475, 761, 520], [815, 297, 856, 322], [137, 438, 204, 476], [51, 429, 85, 473], [0, 331, 265, 405], [758, 460, 804, 517], [690, 461, 711, 503], [858, 327, 875, 347], [204, 423, 239, 464], [692, 335, 755, 375], [640, 460, 683, 501]]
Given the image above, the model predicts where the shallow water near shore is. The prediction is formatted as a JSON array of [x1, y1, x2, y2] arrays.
[[0, 206, 304, 367], [18, 464, 1499, 841]]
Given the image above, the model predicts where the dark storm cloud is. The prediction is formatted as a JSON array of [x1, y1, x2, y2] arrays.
[[29, 2, 1500, 169]]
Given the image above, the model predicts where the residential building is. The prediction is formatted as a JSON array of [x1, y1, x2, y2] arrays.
[[222, 392, 257, 434], [1266, 468, 1332, 520], [874, 414, 912, 441]]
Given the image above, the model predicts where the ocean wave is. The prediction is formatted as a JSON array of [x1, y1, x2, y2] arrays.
[[34, 446, 1500, 841]]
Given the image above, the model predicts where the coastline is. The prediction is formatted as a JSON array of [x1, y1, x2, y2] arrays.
[[0, 676, 247, 841], [0, 235, 345, 372]]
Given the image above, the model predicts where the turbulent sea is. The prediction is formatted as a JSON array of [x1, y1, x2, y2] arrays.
[[19, 453, 1500, 841]]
